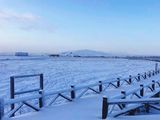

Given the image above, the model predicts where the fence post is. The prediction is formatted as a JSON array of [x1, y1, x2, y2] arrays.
[[102, 96, 108, 119], [152, 70, 155, 76], [121, 91, 126, 108], [40, 74, 44, 90], [155, 63, 158, 74], [0, 98, 4, 120], [99, 81, 103, 92], [145, 104, 150, 113], [10, 76, 15, 116], [71, 85, 76, 99], [140, 84, 144, 97], [152, 80, 155, 91], [39, 74, 44, 108], [129, 75, 132, 84], [144, 72, 147, 79], [137, 74, 141, 81], [117, 78, 120, 88], [149, 71, 151, 77], [39, 90, 44, 108]]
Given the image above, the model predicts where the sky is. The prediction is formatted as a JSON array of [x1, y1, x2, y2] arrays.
[[0, 0, 160, 55]]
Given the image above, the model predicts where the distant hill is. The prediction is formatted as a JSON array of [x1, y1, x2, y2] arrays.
[[60, 49, 112, 57]]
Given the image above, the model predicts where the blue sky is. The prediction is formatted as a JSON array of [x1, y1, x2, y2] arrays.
[[0, 0, 160, 55]]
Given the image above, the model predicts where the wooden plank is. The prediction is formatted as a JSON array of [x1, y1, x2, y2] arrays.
[[23, 102, 40, 111], [0, 98, 4, 120], [13, 74, 41, 79], [113, 104, 142, 117], [108, 98, 160, 105], [7, 103, 23, 117], [150, 104, 160, 111], [15, 88, 40, 95]]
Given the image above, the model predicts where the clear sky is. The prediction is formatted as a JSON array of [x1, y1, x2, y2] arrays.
[[0, 0, 160, 55]]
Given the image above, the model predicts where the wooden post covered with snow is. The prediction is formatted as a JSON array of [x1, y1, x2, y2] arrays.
[[117, 78, 120, 88], [137, 73, 141, 81], [102, 97, 108, 119], [129, 75, 132, 84], [0, 98, 4, 120], [121, 91, 126, 108], [10, 76, 15, 116], [140, 84, 144, 97], [39, 74, 44, 108], [39, 90, 44, 108], [152, 80, 155, 91], [71, 85, 76, 99], [152, 70, 155, 76], [99, 81, 103, 92], [149, 71, 151, 77], [155, 63, 158, 73], [144, 72, 147, 79]]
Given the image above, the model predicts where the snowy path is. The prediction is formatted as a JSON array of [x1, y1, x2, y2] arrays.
[[7, 74, 160, 120]]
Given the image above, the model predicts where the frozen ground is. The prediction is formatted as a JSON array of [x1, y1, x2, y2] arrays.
[[0, 56, 157, 99], [0, 55, 159, 120]]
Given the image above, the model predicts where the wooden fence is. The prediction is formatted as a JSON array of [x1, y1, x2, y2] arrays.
[[102, 80, 160, 119], [102, 97, 160, 119]]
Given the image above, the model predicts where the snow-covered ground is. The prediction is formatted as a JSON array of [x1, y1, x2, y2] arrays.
[[0, 55, 159, 120], [0, 56, 157, 99]]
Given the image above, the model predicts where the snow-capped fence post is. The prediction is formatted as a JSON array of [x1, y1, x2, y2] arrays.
[[149, 71, 151, 77], [145, 104, 150, 113], [71, 85, 76, 99], [137, 74, 141, 81], [152, 70, 155, 76], [144, 72, 147, 79], [121, 91, 126, 108], [152, 80, 155, 91], [0, 98, 4, 120], [140, 84, 144, 97], [40, 74, 44, 90], [39, 90, 44, 108], [99, 81, 103, 92], [102, 96, 108, 119], [129, 75, 132, 84], [10, 76, 15, 116], [39, 74, 44, 108], [117, 78, 120, 88], [155, 63, 158, 74]]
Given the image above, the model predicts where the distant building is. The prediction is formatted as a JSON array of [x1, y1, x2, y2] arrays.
[[49, 54, 60, 57], [15, 52, 29, 56]]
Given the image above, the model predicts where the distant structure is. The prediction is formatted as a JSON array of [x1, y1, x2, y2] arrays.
[[15, 52, 29, 56], [49, 54, 60, 57]]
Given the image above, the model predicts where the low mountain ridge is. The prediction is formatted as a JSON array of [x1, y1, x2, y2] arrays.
[[60, 49, 112, 57]]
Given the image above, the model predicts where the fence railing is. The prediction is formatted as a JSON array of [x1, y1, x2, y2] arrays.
[[9, 74, 44, 117], [102, 97, 160, 119], [0, 65, 160, 119], [102, 80, 160, 119]]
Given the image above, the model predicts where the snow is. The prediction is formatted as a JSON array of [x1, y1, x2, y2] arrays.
[[0, 55, 159, 120], [0, 56, 156, 99]]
